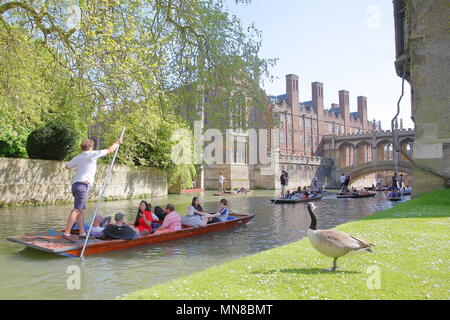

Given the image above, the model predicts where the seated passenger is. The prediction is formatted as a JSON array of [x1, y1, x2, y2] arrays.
[[154, 204, 181, 234], [284, 191, 292, 199], [181, 197, 211, 228], [209, 199, 229, 223], [405, 186, 412, 193], [291, 192, 301, 200], [103, 213, 140, 240], [72, 221, 90, 233], [154, 206, 166, 222], [133, 200, 160, 235], [90, 215, 111, 238]]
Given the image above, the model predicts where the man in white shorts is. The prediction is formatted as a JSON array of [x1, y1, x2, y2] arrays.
[[219, 172, 225, 193]]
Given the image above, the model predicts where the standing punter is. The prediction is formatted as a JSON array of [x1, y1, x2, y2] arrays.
[[63, 138, 122, 241]]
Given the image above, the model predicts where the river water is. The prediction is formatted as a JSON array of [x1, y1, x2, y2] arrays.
[[0, 190, 406, 299]]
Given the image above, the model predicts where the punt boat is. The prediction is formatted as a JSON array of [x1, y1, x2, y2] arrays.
[[6, 213, 255, 257], [212, 191, 251, 196], [270, 194, 323, 204], [385, 193, 403, 201], [336, 192, 376, 199], [386, 196, 402, 201]]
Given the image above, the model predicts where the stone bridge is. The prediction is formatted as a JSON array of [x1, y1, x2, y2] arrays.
[[322, 128, 415, 186]]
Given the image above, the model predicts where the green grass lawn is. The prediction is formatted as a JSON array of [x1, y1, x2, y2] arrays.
[[124, 189, 450, 300]]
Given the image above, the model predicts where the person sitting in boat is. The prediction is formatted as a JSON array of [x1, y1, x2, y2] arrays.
[[405, 185, 412, 193], [153, 204, 181, 234], [133, 200, 161, 235], [90, 215, 111, 238], [103, 212, 140, 240], [351, 187, 359, 196], [236, 187, 248, 194], [153, 206, 166, 222], [284, 190, 292, 199], [359, 189, 369, 195], [291, 191, 301, 200], [181, 197, 211, 228], [209, 199, 230, 223], [302, 188, 310, 199]]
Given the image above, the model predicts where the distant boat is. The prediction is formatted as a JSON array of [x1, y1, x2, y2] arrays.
[[213, 190, 251, 196], [337, 192, 376, 199], [270, 194, 323, 204], [385, 192, 402, 201]]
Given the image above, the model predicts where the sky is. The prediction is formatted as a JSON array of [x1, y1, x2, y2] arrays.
[[225, 0, 413, 130]]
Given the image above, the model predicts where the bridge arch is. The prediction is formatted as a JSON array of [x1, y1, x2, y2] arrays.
[[355, 140, 373, 165], [376, 139, 394, 161], [400, 138, 414, 160], [337, 161, 413, 186], [337, 142, 355, 168]]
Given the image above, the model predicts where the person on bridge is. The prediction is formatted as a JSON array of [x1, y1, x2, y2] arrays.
[[63, 137, 122, 242]]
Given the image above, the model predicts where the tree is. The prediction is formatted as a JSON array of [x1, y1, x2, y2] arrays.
[[0, 25, 91, 157], [26, 120, 79, 160], [0, 0, 276, 184]]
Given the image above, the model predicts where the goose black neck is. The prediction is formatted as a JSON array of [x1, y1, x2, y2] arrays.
[[307, 205, 317, 230]]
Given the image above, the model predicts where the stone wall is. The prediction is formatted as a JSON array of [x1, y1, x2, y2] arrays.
[[394, 0, 450, 196], [203, 164, 250, 190], [203, 155, 333, 190], [0, 157, 167, 206]]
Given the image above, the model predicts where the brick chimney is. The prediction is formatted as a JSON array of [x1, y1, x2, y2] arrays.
[[286, 74, 299, 113], [339, 90, 350, 131], [312, 82, 324, 115], [357, 96, 368, 132]]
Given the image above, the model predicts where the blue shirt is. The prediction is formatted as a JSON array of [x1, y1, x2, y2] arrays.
[[218, 207, 229, 222]]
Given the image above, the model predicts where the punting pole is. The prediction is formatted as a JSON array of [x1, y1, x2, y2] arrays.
[[80, 127, 126, 259]]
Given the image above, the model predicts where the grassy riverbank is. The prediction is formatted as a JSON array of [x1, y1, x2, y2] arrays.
[[124, 189, 450, 300]]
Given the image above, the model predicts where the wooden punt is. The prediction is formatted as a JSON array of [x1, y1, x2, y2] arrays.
[[270, 195, 323, 204], [212, 191, 251, 196], [386, 196, 402, 201], [385, 193, 403, 201], [6, 213, 255, 257], [336, 192, 376, 199]]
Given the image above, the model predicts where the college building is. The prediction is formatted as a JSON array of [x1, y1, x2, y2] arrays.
[[267, 74, 375, 157]]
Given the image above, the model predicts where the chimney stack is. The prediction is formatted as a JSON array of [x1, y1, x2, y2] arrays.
[[286, 74, 299, 113], [312, 82, 324, 115], [339, 90, 350, 132], [357, 96, 368, 132]]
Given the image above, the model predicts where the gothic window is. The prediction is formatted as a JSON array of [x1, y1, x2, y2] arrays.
[[305, 118, 311, 128]]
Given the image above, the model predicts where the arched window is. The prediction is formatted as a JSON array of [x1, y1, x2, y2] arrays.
[[383, 142, 394, 161]]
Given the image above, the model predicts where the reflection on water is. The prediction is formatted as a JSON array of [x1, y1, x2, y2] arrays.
[[0, 190, 405, 299]]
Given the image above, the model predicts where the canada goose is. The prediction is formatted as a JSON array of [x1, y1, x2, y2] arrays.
[[306, 203, 374, 271]]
